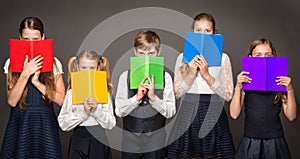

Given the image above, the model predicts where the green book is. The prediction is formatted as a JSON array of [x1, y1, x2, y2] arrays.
[[130, 56, 164, 89]]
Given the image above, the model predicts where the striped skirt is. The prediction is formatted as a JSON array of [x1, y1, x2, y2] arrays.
[[0, 105, 62, 159], [167, 94, 235, 159]]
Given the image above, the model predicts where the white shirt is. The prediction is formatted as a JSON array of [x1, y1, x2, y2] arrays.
[[115, 71, 176, 118], [58, 89, 116, 131], [3, 57, 63, 75], [174, 53, 233, 101]]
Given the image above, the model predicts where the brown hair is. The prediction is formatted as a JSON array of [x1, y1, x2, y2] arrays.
[[248, 38, 286, 104], [247, 38, 277, 57], [19, 17, 44, 37], [8, 17, 57, 109], [191, 12, 216, 33], [134, 30, 161, 52], [68, 50, 113, 97]]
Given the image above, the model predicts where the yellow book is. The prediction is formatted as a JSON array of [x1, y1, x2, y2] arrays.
[[71, 70, 108, 105]]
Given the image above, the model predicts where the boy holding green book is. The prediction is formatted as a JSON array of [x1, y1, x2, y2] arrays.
[[115, 30, 176, 159]]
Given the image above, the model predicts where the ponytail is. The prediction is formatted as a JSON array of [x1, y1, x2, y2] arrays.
[[98, 56, 113, 98], [67, 56, 76, 90]]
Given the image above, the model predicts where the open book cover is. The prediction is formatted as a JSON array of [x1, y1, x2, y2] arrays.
[[9, 39, 54, 72], [130, 56, 164, 89], [242, 57, 288, 92], [182, 32, 223, 66], [71, 70, 108, 105]]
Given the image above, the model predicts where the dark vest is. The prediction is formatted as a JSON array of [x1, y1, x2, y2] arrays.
[[123, 71, 166, 133], [244, 91, 284, 139]]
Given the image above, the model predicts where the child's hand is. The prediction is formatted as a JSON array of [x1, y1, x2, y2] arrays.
[[144, 75, 155, 102], [198, 55, 210, 81], [236, 71, 251, 89], [22, 55, 43, 76], [31, 71, 41, 86], [276, 76, 293, 91], [136, 77, 148, 102], [83, 98, 97, 115], [188, 55, 201, 78]]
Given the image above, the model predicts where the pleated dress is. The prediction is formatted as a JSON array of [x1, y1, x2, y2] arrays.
[[167, 94, 235, 159], [0, 76, 62, 159]]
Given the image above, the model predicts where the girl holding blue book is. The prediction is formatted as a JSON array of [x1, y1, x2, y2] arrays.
[[167, 12, 235, 158], [58, 50, 116, 159], [230, 38, 297, 159]]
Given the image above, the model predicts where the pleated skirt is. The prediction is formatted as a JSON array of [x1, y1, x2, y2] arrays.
[[235, 137, 291, 159], [167, 94, 235, 159], [0, 105, 62, 159]]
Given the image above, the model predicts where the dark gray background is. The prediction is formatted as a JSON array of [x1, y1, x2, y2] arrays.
[[0, 0, 299, 158]]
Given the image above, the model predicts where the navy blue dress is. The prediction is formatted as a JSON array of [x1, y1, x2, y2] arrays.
[[0, 76, 62, 159], [235, 91, 291, 159]]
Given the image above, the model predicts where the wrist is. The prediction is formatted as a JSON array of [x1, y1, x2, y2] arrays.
[[203, 74, 214, 86], [20, 71, 31, 79], [286, 87, 294, 92], [33, 81, 41, 87], [149, 95, 156, 102], [136, 95, 142, 102], [235, 84, 242, 90]]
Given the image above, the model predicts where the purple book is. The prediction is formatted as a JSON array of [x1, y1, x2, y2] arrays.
[[242, 57, 288, 92]]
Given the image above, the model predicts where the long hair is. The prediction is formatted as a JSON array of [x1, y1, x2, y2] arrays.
[[180, 12, 217, 76], [247, 38, 286, 104], [7, 17, 57, 109], [68, 50, 113, 97]]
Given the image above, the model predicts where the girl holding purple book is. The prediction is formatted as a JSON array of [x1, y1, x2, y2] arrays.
[[230, 38, 297, 159]]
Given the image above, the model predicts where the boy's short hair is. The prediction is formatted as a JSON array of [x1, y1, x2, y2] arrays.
[[134, 30, 161, 52]]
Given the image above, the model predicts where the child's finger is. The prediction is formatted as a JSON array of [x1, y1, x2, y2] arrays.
[[24, 55, 29, 65], [140, 77, 148, 84]]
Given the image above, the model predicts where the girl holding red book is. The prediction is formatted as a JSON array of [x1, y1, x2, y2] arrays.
[[1, 17, 65, 158]]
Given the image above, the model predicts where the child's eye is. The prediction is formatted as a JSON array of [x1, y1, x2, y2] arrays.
[[138, 52, 145, 55], [266, 53, 273, 57], [204, 29, 211, 33], [148, 52, 154, 56]]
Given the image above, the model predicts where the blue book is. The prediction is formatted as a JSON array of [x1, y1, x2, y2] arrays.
[[182, 32, 223, 66]]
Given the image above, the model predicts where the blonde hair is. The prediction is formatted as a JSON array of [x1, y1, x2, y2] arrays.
[[67, 50, 113, 97]]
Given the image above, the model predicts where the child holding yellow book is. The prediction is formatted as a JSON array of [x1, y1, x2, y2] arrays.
[[58, 50, 116, 159]]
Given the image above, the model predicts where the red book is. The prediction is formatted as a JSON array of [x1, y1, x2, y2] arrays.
[[9, 39, 54, 72]]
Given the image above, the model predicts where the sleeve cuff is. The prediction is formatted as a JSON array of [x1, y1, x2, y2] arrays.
[[78, 109, 89, 121], [90, 105, 102, 118], [131, 95, 142, 105], [149, 96, 163, 112], [180, 80, 191, 91]]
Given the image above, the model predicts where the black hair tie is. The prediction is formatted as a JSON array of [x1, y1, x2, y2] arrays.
[[98, 55, 103, 65]]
